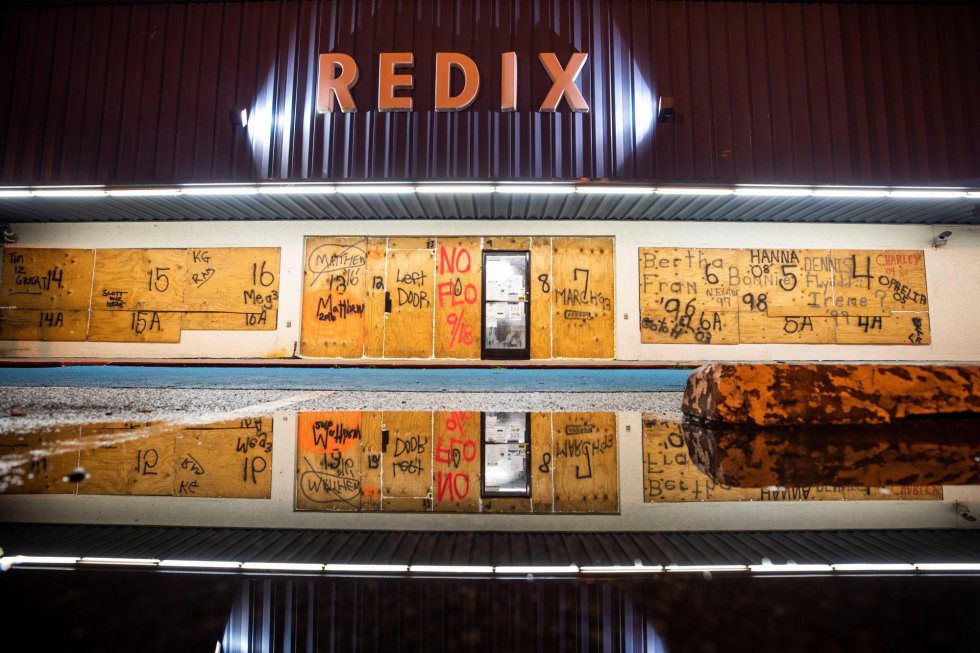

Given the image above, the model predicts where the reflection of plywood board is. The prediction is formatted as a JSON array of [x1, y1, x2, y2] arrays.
[[359, 411, 383, 510], [183, 247, 280, 313], [0, 248, 94, 310], [834, 250, 929, 313], [432, 410, 480, 512], [363, 239, 387, 358], [530, 412, 553, 512], [0, 309, 89, 341], [92, 249, 187, 311], [0, 427, 81, 495], [640, 417, 942, 502], [836, 312, 931, 345], [382, 411, 432, 498], [530, 238, 552, 359], [384, 249, 434, 358], [435, 238, 482, 359], [78, 434, 175, 496], [738, 312, 835, 344], [552, 412, 618, 513], [382, 497, 432, 511], [482, 497, 532, 513], [552, 238, 615, 358], [182, 311, 276, 330], [301, 237, 369, 357], [88, 310, 182, 342], [296, 411, 364, 511], [175, 419, 272, 498]]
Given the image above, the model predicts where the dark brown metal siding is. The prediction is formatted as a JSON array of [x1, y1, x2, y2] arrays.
[[0, 0, 977, 186]]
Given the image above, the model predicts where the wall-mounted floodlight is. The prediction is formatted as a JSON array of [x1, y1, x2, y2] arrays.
[[230, 107, 248, 131], [934, 230, 953, 248], [657, 95, 675, 122]]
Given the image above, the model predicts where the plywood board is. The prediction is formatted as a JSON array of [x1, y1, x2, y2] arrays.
[[482, 497, 533, 513], [92, 248, 187, 311], [639, 248, 741, 312], [387, 236, 435, 250], [432, 410, 481, 512], [382, 497, 432, 512], [382, 411, 432, 499], [639, 308, 739, 344], [836, 312, 931, 345], [175, 418, 272, 498], [384, 249, 434, 358], [551, 238, 615, 358], [0, 427, 81, 495], [183, 247, 280, 313], [738, 312, 836, 344], [834, 249, 929, 314], [182, 310, 277, 330], [530, 412, 554, 512], [0, 309, 89, 341], [0, 248, 94, 310], [301, 237, 369, 357], [530, 238, 553, 359], [362, 238, 388, 358], [640, 417, 942, 502], [738, 249, 834, 317], [296, 411, 365, 511], [78, 433, 175, 496], [552, 412, 618, 513], [87, 310, 182, 342], [358, 411, 384, 510], [435, 238, 482, 359], [484, 236, 531, 251]]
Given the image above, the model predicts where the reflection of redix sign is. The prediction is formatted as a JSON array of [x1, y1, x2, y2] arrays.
[[317, 52, 589, 113]]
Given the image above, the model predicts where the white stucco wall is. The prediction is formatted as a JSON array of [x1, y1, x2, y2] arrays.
[[3, 219, 978, 362]]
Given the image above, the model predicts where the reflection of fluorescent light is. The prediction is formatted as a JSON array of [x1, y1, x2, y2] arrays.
[[33, 188, 107, 198], [812, 188, 889, 198], [495, 565, 579, 574], [159, 559, 242, 569], [967, 192, 980, 199], [749, 564, 833, 573], [832, 563, 916, 572], [242, 562, 324, 571], [655, 187, 734, 196], [106, 188, 181, 197], [416, 185, 494, 194], [181, 186, 259, 196], [495, 186, 575, 195], [335, 185, 416, 194], [410, 565, 495, 574], [888, 190, 967, 199], [734, 187, 813, 197], [576, 186, 655, 195], [323, 563, 409, 573], [580, 565, 663, 574], [0, 190, 32, 198], [257, 185, 336, 195], [664, 564, 748, 573], [915, 563, 980, 571], [4, 555, 80, 565], [80, 557, 159, 566]]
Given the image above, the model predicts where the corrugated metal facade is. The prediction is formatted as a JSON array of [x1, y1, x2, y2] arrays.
[[0, 0, 977, 187]]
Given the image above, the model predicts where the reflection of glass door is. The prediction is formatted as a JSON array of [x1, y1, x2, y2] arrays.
[[482, 251, 530, 360]]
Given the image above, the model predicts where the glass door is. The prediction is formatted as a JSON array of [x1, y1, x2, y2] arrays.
[[481, 251, 530, 360]]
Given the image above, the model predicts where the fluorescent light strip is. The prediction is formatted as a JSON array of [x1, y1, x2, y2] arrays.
[[335, 185, 416, 194], [734, 187, 814, 197], [749, 564, 834, 573], [3, 555, 80, 565], [410, 565, 495, 574], [323, 563, 409, 573], [495, 185, 575, 194], [915, 563, 980, 572], [580, 565, 664, 574], [158, 559, 242, 569], [888, 190, 967, 199], [107, 188, 181, 197], [0, 190, 32, 198], [32, 188, 107, 198], [576, 186, 655, 195], [180, 186, 259, 196], [242, 562, 324, 571], [256, 185, 336, 195], [416, 185, 495, 194], [665, 564, 748, 573], [812, 188, 890, 198], [832, 563, 916, 572], [79, 557, 160, 566], [494, 565, 579, 574], [967, 191, 980, 199], [656, 187, 734, 196]]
